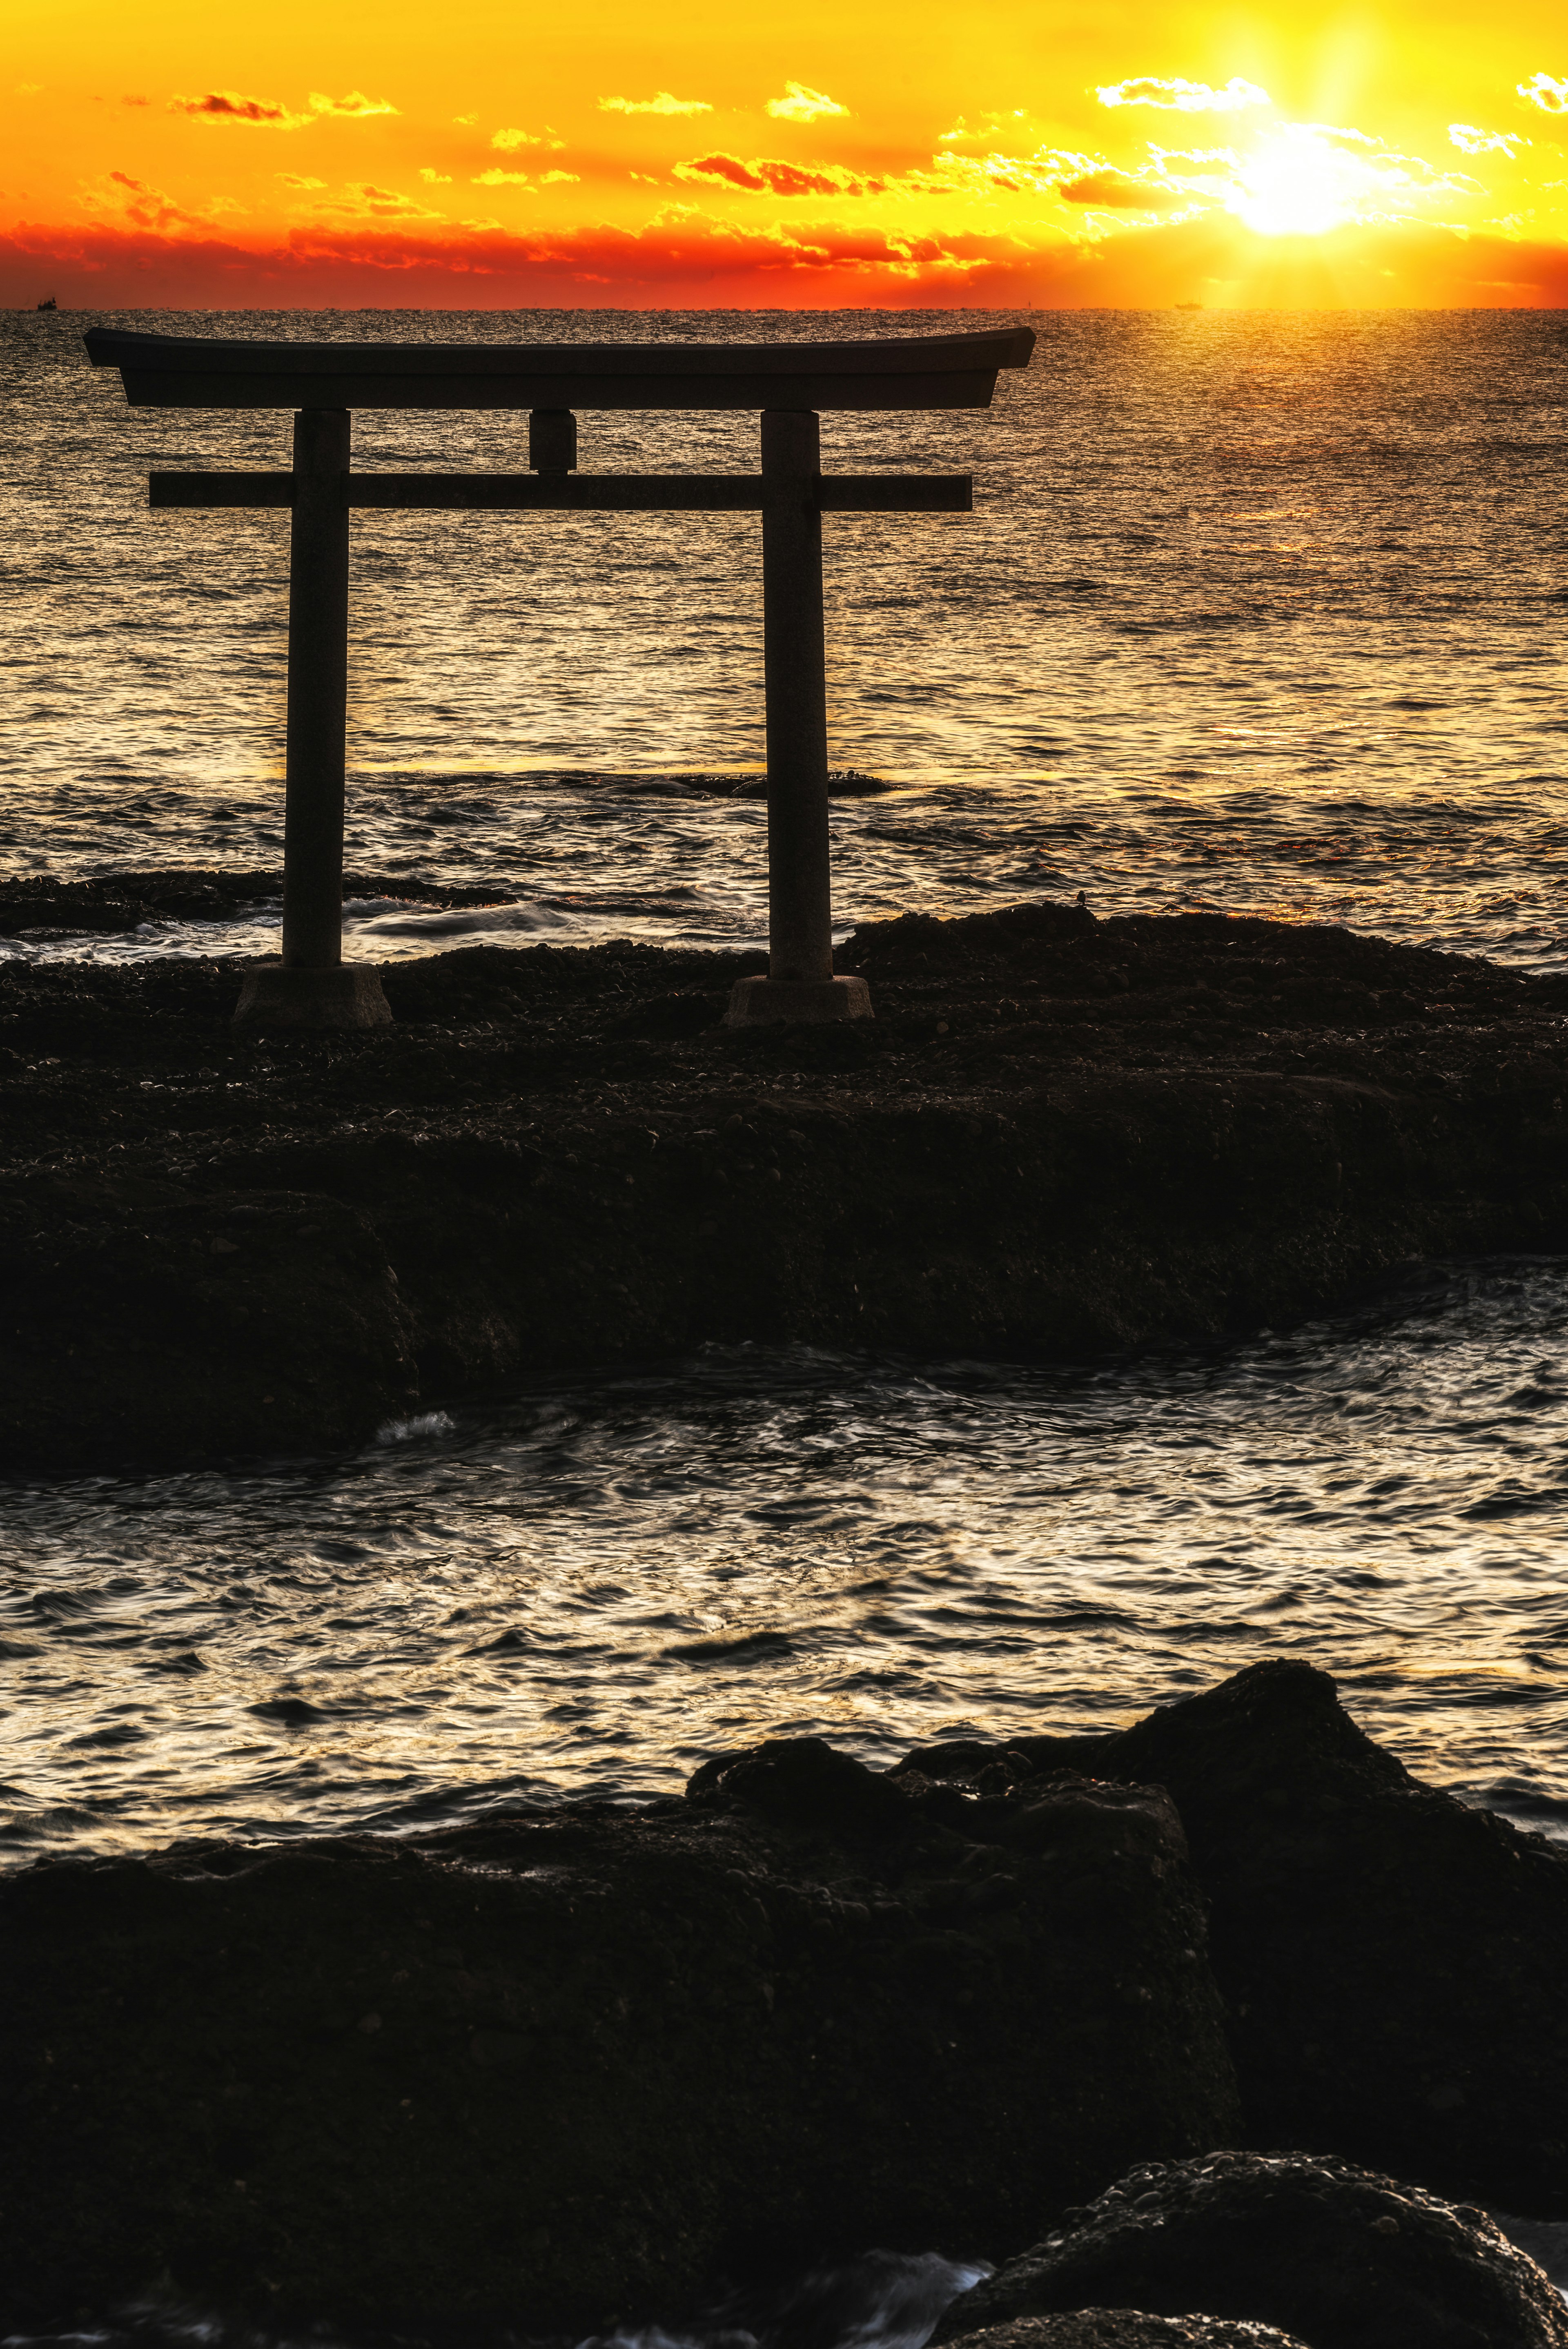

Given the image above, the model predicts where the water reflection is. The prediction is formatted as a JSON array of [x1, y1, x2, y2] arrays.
[[4, 1256, 1568, 1860], [4, 307, 1568, 967]]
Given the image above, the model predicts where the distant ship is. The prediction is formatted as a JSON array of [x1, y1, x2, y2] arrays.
[[1174, 300, 1203, 311], [36, 295, 57, 311]]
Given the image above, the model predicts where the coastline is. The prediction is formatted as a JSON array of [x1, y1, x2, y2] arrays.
[[4, 890, 1568, 1472]]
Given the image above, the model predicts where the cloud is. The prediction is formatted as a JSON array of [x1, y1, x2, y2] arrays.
[[1059, 169, 1183, 209], [453, 113, 477, 125], [307, 90, 398, 118], [419, 167, 453, 183], [277, 172, 327, 189], [317, 182, 441, 218], [14, 82, 42, 96], [938, 110, 1031, 145], [933, 146, 1088, 195], [1450, 123, 1523, 154], [1517, 73, 1568, 114], [1097, 76, 1270, 113], [17, 205, 1568, 314], [765, 82, 848, 123], [169, 89, 306, 127], [169, 86, 397, 129], [471, 168, 536, 187], [675, 150, 882, 196], [539, 169, 580, 184], [492, 126, 564, 150], [105, 169, 206, 232], [599, 91, 712, 116], [121, 95, 149, 107]]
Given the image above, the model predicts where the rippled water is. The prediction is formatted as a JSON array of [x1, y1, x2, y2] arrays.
[[7, 314, 1568, 2329], [6, 1257, 1568, 1860], [4, 307, 1568, 1867], [4, 306, 1568, 966]]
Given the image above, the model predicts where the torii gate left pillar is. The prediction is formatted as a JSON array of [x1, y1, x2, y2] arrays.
[[272, 406, 393, 1027], [84, 325, 1035, 1030]]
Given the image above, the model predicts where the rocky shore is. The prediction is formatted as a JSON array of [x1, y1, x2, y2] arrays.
[[4, 883, 1568, 1470], [6, 1663, 1568, 2345]]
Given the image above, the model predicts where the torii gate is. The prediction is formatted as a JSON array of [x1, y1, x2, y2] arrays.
[[85, 325, 1035, 1030]]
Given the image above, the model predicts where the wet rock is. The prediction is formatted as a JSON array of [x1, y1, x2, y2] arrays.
[[8, 900, 1568, 1465], [898, 1660, 1568, 2215], [935, 2153, 1568, 2349], [951, 2321, 1307, 2349], [0, 1745, 1239, 2334], [0, 1174, 416, 1469], [609, 990, 722, 1039]]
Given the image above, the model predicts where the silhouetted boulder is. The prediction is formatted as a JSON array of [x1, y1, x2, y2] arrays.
[[898, 1659, 1568, 2212], [934, 2153, 1568, 2349], [1, 1744, 1238, 2333]]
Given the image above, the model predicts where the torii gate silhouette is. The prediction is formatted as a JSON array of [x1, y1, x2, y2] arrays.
[[85, 325, 1035, 1030]]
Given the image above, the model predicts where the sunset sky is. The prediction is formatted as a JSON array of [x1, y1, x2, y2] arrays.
[[6, 0, 1568, 307]]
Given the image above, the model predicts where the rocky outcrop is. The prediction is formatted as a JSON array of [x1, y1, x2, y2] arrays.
[[9, 1664, 1568, 2335], [6, 900, 1568, 1469], [0, 1740, 1238, 2334], [934, 2154, 1568, 2349], [0, 1173, 417, 1461], [897, 1660, 1568, 2214]]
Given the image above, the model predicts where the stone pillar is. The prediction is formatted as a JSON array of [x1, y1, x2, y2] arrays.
[[236, 406, 390, 1029], [725, 408, 871, 1027]]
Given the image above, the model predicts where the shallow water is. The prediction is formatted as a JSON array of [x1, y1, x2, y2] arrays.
[[6, 1256, 1568, 1860], [3, 307, 1568, 966]]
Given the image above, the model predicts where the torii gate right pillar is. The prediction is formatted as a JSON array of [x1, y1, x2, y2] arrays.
[[234, 406, 393, 1030], [724, 408, 872, 1027]]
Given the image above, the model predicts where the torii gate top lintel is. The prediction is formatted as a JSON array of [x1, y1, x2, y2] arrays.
[[84, 323, 1035, 411]]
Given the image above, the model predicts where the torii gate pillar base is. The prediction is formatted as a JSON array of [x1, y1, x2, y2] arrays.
[[233, 960, 394, 1030], [724, 974, 873, 1026]]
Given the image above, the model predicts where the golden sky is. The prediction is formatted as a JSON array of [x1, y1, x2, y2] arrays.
[[5, 0, 1568, 305]]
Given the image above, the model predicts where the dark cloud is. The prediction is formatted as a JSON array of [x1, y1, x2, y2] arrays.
[[1059, 171, 1181, 209], [675, 151, 884, 196], [169, 89, 300, 125]]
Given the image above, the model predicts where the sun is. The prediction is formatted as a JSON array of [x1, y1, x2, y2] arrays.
[[1231, 129, 1358, 236]]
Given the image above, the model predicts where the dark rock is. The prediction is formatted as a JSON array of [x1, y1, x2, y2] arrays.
[[686, 1735, 914, 1838], [0, 1747, 1239, 2334], [609, 990, 722, 1038], [0, 1175, 416, 1469], [949, 2320, 1308, 2349], [934, 2153, 1568, 2349], [900, 1660, 1568, 2214], [8, 901, 1568, 1467]]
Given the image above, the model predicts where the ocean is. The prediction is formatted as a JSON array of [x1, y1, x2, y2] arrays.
[[3, 304, 1568, 1869]]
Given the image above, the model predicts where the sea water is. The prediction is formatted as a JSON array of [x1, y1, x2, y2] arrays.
[[0, 316, 1565, 1839], [3, 306, 1567, 970], [4, 299, 1568, 2336]]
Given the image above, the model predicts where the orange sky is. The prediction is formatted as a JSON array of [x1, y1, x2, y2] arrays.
[[5, 0, 1568, 306]]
